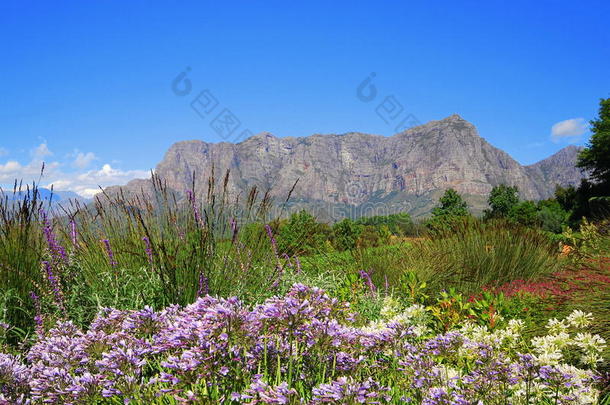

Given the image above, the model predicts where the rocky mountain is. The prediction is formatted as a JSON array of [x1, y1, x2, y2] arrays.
[[525, 145, 585, 198], [106, 115, 586, 219]]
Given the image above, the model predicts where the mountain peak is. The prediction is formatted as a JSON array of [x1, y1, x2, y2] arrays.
[[443, 113, 465, 122], [525, 145, 585, 196]]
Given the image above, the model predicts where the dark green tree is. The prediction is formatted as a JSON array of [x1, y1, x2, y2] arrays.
[[277, 210, 329, 255], [485, 185, 519, 219], [356, 225, 382, 249], [554, 185, 578, 212], [536, 199, 569, 233], [508, 201, 540, 227], [332, 218, 363, 251], [577, 98, 610, 187], [355, 213, 413, 235], [431, 188, 469, 218]]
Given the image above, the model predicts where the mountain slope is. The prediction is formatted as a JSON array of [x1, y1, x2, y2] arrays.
[[525, 145, 585, 198], [108, 115, 586, 219]]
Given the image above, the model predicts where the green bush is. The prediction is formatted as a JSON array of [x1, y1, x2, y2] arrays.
[[332, 218, 362, 251]]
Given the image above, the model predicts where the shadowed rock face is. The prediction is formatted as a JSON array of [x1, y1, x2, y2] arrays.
[[525, 145, 585, 199], [107, 115, 586, 219]]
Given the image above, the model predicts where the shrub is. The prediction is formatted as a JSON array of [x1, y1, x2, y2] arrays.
[[332, 218, 362, 251]]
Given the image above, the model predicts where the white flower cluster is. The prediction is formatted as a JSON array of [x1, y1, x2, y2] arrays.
[[532, 310, 606, 367], [365, 297, 430, 337], [353, 298, 604, 403], [461, 318, 525, 350], [457, 310, 604, 404]]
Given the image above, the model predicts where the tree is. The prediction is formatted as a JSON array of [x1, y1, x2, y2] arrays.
[[277, 210, 328, 255], [356, 225, 382, 249], [537, 199, 569, 233], [554, 185, 577, 213], [485, 185, 519, 219], [508, 201, 539, 227], [355, 213, 413, 235], [332, 218, 363, 251], [431, 188, 469, 218], [577, 98, 610, 187]]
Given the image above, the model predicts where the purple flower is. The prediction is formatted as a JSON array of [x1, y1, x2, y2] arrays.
[[29, 291, 44, 336], [0, 353, 31, 402], [40, 209, 67, 264], [142, 236, 153, 265], [265, 224, 278, 257], [42, 260, 65, 313], [0, 283, 602, 403], [102, 239, 117, 268], [311, 377, 390, 404], [359, 269, 376, 293], [230, 217, 238, 243], [197, 272, 209, 297], [239, 378, 296, 404], [185, 189, 202, 226]]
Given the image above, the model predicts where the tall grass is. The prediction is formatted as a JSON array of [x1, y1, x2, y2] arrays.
[[0, 181, 49, 342], [294, 218, 562, 299], [0, 171, 292, 342], [404, 218, 562, 293]]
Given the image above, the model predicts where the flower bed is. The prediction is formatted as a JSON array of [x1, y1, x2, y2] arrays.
[[0, 284, 605, 404]]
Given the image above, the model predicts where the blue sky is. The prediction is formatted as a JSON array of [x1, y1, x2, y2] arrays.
[[1, 0, 609, 197]]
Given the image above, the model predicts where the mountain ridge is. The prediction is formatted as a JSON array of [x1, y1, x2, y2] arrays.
[[105, 115, 586, 219]]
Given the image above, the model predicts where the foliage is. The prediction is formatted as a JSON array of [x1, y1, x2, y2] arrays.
[[0, 173, 288, 341], [0, 183, 49, 343], [355, 213, 413, 236], [277, 210, 331, 256], [331, 218, 362, 251], [578, 98, 610, 186], [509, 200, 540, 227], [2, 173, 610, 403], [485, 184, 520, 219], [431, 188, 469, 218], [553, 99, 610, 223], [556, 185, 579, 213], [537, 199, 569, 233], [562, 219, 609, 261], [482, 187, 569, 233], [427, 188, 470, 230]]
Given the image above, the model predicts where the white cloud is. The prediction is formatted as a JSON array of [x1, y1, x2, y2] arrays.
[[31, 142, 53, 159], [0, 159, 60, 183], [0, 143, 149, 198], [72, 151, 97, 169], [48, 164, 150, 198], [551, 118, 588, 142], [0, 160, 22, 174]]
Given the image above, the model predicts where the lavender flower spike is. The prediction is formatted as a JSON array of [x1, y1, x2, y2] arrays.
[[142, 236, 153, 265], [102, 239, 117, 267]]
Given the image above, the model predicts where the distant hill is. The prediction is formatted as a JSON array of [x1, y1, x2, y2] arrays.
[[103, 115, 587, 219], [2, 188, 91, 206]]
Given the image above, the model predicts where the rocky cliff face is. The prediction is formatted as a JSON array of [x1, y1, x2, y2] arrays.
[[525, 145, 586, 199], [109, 115, 586, 219]]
